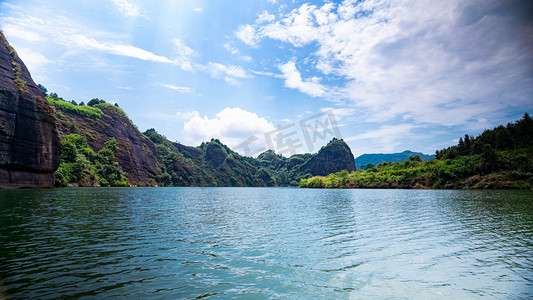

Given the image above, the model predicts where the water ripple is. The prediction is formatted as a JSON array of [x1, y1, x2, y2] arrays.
[[0, 188, 532, 299]]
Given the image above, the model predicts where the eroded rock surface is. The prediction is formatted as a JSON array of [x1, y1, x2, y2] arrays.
[[0, 32, 61, 188]]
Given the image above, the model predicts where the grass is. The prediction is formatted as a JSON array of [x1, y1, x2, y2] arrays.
[[46, 95, 103, 119]]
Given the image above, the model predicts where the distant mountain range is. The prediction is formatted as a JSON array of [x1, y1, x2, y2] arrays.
[[355, 151, 435, 168]]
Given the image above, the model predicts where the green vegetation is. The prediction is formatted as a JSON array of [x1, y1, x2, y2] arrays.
[[55, 134, 129, 187], [46, 94, 103, 119], [143, 129, 334, 187], [43, 87, 128, 120], [436, 113, 533, 159], [145, 130, 263, 187], [94, 102, 129, 119], [301, 114, 533, 189]]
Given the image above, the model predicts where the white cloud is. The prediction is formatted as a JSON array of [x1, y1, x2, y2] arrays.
[[180, 107, 276, 152], [235, 24, 260, 47], [111, 0, 145, 18], [278, 61, 326, 97], [207, 62, 252, 86], [172, 38, 197, 71], [71, 34, 174, 63], [224, 42, 240, 55], [14, 47, 49, 81], [209, 62, 250, 78], [0, 24, 43, 41], [320, 107, 356, 121], [0, 14, 179, 65], [157, 83, 195, 94], [0, 11, 201, 71], [193, 7, 203, 13], [238, 0, 533, 127], [257, 11, 275, 23], [224, 42, 253, 62]]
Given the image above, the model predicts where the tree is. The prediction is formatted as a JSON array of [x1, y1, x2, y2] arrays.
[[481, 144, 498, 173], [37, 84, 47, 96], [464, 134, 471, 154], [87, 98, 106, 106], [458, 137, 466, 155], [408, 155, 422, 162]]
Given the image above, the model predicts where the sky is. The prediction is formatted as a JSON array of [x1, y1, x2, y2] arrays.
[[1, 0, 532, 157]]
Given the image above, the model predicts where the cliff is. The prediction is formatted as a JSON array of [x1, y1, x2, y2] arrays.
[[0, 32, 61, 189], [54, 103, 159, 186]]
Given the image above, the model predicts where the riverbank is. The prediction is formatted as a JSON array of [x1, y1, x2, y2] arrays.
[[299, 153, 533, 190]]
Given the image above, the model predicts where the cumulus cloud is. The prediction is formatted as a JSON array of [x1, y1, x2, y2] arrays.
[[235, 24, 260, 47], [278, 61, 326, 97], [237, 0, 533, 128], [180, 107, 276, 152], [257, 11, 275, 23]]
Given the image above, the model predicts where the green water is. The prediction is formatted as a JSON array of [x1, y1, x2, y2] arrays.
[[0, 188, 532, 299]]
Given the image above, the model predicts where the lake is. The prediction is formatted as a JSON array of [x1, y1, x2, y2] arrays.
[[0, 188, 532, 299]]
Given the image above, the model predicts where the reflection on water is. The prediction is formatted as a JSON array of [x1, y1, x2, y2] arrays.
[[0, 188, 532, 298]]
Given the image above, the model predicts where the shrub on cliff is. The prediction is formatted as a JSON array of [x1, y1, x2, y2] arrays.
[[55, 135, 129, 187]]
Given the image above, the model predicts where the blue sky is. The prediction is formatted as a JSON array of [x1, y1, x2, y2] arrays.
[[1, 0, 532, 157]]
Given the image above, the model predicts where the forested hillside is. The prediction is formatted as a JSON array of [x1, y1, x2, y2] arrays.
[[301, 114, 533, 189], [43, 87, 356, 187]]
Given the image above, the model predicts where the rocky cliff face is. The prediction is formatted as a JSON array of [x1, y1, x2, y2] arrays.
[[55, 105, 159, 186], [0, 32, 61, 188], [301, 139, 356, 176]]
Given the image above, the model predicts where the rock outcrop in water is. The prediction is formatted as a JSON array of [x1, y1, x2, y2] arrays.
[[0, 32, 61, 189]]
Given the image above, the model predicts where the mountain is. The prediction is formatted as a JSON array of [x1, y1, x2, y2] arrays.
[[0, 32, 61, 188], [46, 94, 358, 188], [355, 150, 435, 168], [52, 98, 159, 186], [301, 138, 356, 176], [144, 130, 356, 187], [0, 34, 359, 188]]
